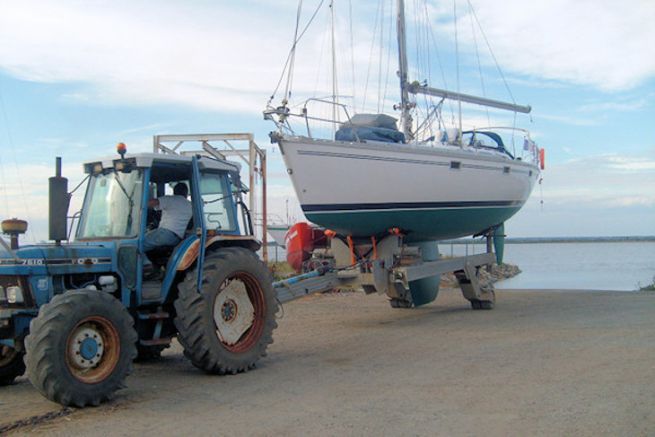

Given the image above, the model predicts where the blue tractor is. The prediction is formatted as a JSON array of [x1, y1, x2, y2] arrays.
[[0, 146, 278, 406]]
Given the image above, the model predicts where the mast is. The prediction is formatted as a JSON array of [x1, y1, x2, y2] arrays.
[[396, 0, 412, 139], [394, 0, 531, 142]]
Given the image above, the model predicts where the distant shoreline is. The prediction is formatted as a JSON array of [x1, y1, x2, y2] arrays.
[[263, 235, 655, 247], [441, 236, 655, 244]]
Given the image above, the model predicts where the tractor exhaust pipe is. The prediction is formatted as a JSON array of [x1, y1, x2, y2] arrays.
[[49, 157, 70, 245]]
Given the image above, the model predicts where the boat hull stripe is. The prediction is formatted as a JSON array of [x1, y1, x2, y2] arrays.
[[302, 200, 523, 212]]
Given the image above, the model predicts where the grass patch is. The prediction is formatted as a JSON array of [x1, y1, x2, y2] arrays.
[[268, 261, 296, 281]]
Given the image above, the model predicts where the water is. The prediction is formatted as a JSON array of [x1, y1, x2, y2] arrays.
[[268, 241, 655, 291], [448, 242, 655, 291]]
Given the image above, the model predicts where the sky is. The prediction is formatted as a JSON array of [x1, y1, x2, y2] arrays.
[[0, 0, 653, 242]]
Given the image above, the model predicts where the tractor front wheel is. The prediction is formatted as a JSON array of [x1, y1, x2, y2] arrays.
[[25, 290, 137, 407], [0, 344, 25, 386], [175, 247, 278, 375]]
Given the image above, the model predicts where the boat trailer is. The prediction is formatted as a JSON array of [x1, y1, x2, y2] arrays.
[[273, 232, 497, 310]]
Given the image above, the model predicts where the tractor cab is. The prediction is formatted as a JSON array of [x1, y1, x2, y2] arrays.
[[76, 151, 256, 292]]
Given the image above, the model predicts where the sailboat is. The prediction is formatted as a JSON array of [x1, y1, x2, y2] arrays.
[[264, 0, 543, 243]]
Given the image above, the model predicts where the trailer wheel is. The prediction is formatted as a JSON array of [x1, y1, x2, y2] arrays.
[[389, 297, 413, 308], [25, 290, 137, 407], [0, 344, 25, 386], [175, 247, 278, 375], [471, 289, 495, 310]]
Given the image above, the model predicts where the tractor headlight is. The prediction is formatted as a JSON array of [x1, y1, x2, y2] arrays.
[[0, 285, 6, 303], [6, 286, 24, 304]]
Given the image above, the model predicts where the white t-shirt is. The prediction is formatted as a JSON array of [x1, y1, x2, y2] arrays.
[[156, 195, 193, 238]]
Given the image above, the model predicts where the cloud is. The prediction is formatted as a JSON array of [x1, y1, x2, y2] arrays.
[[430, 0, 655, 91], [535, 113, 599, 127], [576, 98, 650, 113], [1, 0, 653, 119], [506, 151, 655, 236], [538, 153, 655, 208], [0, 0, 297, 114]]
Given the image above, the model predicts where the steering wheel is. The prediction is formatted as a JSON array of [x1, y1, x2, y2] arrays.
[[146, 208, 161, 230]]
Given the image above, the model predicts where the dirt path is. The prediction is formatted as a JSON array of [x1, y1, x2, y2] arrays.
[[2, 289, 654, 436]]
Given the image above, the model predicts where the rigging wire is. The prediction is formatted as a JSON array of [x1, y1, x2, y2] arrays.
[[423, 1, 456, 123], [0, 78, 36, 242], [348, 0, 356, 109], [466, 0, 515, 104], [376, 0, 385, 113], [468, 0, 490, 126], [417, 0, 434, 139], [311, 10, 330, 99], [329, 0, 340, 126], [361, 0, 383, 113], [268, 0, 326, 105], [453, 0, 463, 142], [381, 0, 394, 112]]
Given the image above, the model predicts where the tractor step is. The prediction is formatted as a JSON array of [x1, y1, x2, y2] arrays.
[[141, 281, 162, 301], [139, 337, 172, 346], [137, 311, 170, 320]]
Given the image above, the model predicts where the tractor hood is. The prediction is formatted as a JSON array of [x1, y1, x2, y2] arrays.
[[0, 241, 116, 275]]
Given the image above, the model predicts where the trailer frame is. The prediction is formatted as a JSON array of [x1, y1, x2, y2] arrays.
[[274, 234, 496, 309]]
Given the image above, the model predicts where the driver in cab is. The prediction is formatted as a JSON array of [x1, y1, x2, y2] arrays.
[[144, 182, 192, 252]]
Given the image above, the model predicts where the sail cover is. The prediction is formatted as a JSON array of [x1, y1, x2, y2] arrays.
[[336, 113, 405, 143]]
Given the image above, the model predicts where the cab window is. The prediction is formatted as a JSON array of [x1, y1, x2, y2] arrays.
[[200, 173, 236, 232]]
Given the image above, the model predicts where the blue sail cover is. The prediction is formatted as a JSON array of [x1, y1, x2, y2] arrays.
[[336, 113, 405, 143], [335, 126, 406, 143]]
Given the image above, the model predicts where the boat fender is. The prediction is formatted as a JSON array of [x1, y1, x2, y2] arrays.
[[539, 148, 545, 170]]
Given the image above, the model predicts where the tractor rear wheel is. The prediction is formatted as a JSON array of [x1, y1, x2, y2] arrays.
[[25, 290, 137, 407], [175, 247, 278, 375], [0, 344, 25, 386]]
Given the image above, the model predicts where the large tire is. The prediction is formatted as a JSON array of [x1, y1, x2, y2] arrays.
[[0, 344, 25, 386], [175, 247, 278, 375], [25, 290, 138, 407]]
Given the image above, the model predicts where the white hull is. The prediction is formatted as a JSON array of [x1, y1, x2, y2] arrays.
[[278, 135, 539, 241]]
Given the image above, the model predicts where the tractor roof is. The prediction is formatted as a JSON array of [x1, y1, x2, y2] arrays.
[[83, 153, 241, 174]]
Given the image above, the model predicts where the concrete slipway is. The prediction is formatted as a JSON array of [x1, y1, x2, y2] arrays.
[[1, 289, 653, 436]]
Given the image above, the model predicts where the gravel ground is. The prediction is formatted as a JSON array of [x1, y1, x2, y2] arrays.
[[2, 289, 654, 436]]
